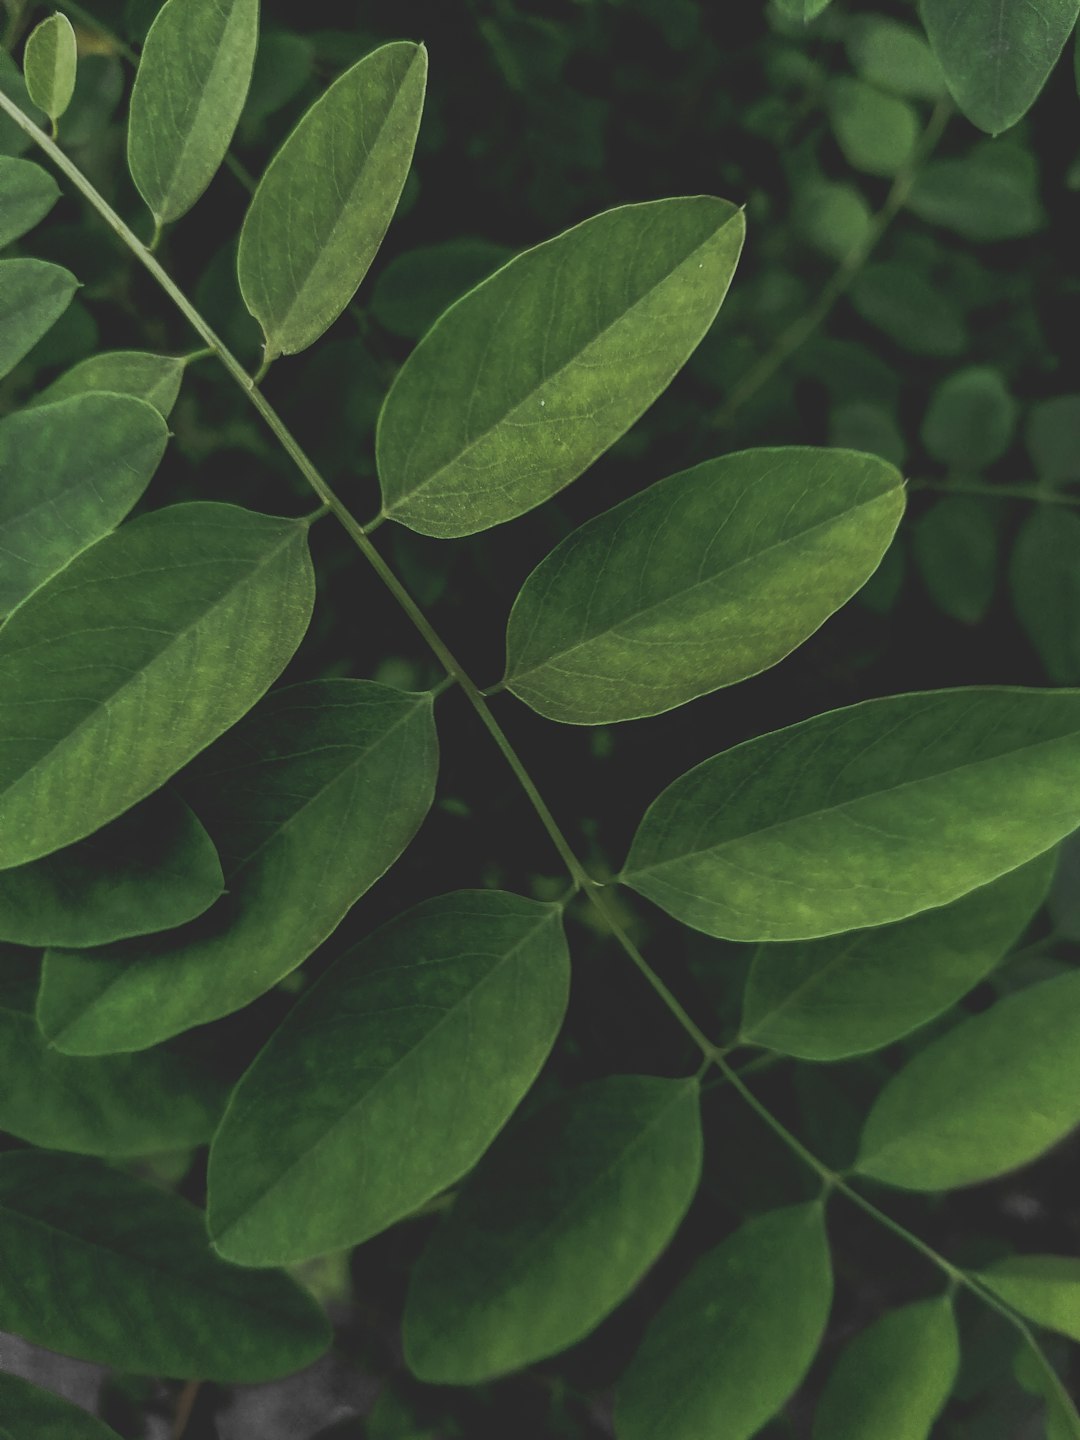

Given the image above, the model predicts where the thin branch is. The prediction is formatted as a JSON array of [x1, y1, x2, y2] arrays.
[[910, 478, 1080, 510]]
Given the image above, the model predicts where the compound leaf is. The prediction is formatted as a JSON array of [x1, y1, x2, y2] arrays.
[[0, 155, 59, 247], [0, 257, 77, 378]]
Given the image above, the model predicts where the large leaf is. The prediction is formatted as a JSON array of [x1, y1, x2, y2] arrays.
[[921, 0, 1080, 134], [0, 155, 59, 247], [23, 13, 78, 123], [622, 688, 1080, 941], [0, 1150, 330, 1379], [0, 502, 314, 870], [403, 1075, 702, 1383], [37, 679, 438, 1053], [208, 890, 567, 1265], [0, 944, 227, 1154], [238, 41, 426, 358], [740, 853, 1053, 1060], [31, 349, 187, 417], [127, 0, 259, 225], [855, 970, 1080, 1189], [975, 1255, 1080, 1343], [0, 1372, 122, 1440], [0, 393, 169, 615], [812, 1296, 959, 1440], [504, 447, 903, 724], [0, 258, 78, 378], [0, 790, 223, 947], [377, 197, 745, 537], [614, 1203, 832, 1440]]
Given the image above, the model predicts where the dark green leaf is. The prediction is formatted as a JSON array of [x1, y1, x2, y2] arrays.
[[370, 238, 513, 340], [856, 970, 1080, 1189], [238, 41, 427, 358], [208, 889, 567, 1265], [239, 30, 314, 136], [0, 1149, 330, 1379], [0, 393, 169, 615], [403, 1075, 702, 1383], [31, 349, 187, 416], [0, 257, 78, 378], [127, 0, 259, 225], [793, 180, 871, 262], [0, 502, 314, 869], [0, 1372, 122, 1440], [740, 853, 1053, 1060], [775, 0, 833, 19], [845, 17, 946, 100], [377, 197, 745, 537], [1011, 510, 1080, 682], [913, 496, 998, 625], [23, 13, 78, 122], [827, 79, 918, 177], [850, 262, 967, 356], [908, 142, 1046, 242], [0, 155, 59, 247], [503, 448, 904, 724], [828, 401, 905, 468], [37, 679, 437, 1052], [1026, 396, 1080, 484], [0, 48, 43, 157], [921, 367, 1017, 467], [975, 1256, 1080, 1342], [622, 689, 1080, 941], [812, 1296, 959, 1439], [614, 1203, 832, 1440]]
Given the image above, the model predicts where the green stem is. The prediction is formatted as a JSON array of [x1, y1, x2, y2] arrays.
[[910, 478, 1080, 510]]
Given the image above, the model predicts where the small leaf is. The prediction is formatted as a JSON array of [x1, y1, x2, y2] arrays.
[[0, 502, 314, 869], [913, 496, 998, 625], [622, 688, 1080, 941], [845, 17, 946, 100], [856, 970, 1080, 1189], [774, 0, 833, 19], [23, 13, 78, 123], [1011, 509, 1080, 683], [908, 142, 1046, 242], [0, 393, 169, 615], [921, 0, 1080, 134], [850, 262, 967, 356], [827, 79, 918, 177], [921, 367, 1017, 468], [377, 197, 745, 537], [0, 1149, 330, 1379], [0, 790, 223, 947], [793, 180, 871, 262], [127, 0, 259, 225], [812, 1296, 959, 1440], [741, 853, 1053, 1060], [208, 890, 567, 1265], [37, 679, 437, 1053], [238, 41, 427, 358], [0, 257, 78, 378], [403, 1075, 702, 1383], [370, 237, 513, 340], [0, 155, 59, 247], [1026, 395, 1080, 485], [614, 1203, 832, 1440], [0, 47, 43, 157], [0, 1371, 122, 1440], [976, 1256, 1080, 1343], [504, 448, 904, 724], [31, 349, 187, 416]]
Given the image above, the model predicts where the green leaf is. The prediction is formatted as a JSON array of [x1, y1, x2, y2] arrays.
[[827, 79, 918, 177], [976, 1256, 1080, 1343], [793, 180, 871, 262], [370, 237, 513, 341], [0, 501, 314, 870], [913, 496, 998, 625], [208, 889, 567, 1265], [907, 142, 1046, 242], [403, 1075, 702, 1383], [740, 853, 1053, 1060], [0, 155, 59, 247], [239, 29, 314, 136], [812, 1296, 959, 1440], [0, 790, 223, 947], [921, 367, 1017, 468], [0, 393, 169, 615], [127, 0, 259, 225], [23, 13, 78, 123], [614, 1203, 832, 1440], [0, 1149, 330, 1379], [0, 257, 78, 378], [1026, 395, 1080, 485], [0, 48, 43, 157], [0, 1372, 122, 1440], [37, 679, 437, 1053], [31, 349, 187, 416], [828, 401, 906, 468], [850, 262, 967, 356], [1011, 510, 1080, 683], [774, 0, 833, 19], [622, 688, 1080, 941], [921, 0, 1080, 134], [845, 17, 946, 100], [855, 970, 1080, 1189], [377, 197, 745, 537], [0, 942, 227, 1154], [237, 41, 427, 358], [503, 448, 904, 724]]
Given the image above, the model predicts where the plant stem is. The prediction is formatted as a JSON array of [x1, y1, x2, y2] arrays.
[[910, 478, 1080, 510], [170, 1380, 200, 1440]]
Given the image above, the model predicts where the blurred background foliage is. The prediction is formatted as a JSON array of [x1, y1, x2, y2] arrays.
[[2, 0, 1079, 1435]]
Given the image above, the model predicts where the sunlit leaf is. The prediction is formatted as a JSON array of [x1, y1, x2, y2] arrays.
[[0, 155, 58, 247], [31, 349, 188, 416], [0, 257, 78, 378], [976, 1255, 1080, 1343], [23, 13, 78, 123]]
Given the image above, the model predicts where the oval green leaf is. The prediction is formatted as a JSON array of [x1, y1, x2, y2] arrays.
[[0, 1149, 330, 1379], [404, 1074, 702, 1383], [921, 367, 1017, 468], [812, 1296, 959, 1440], [127, 0, 259, 225], [921, 0, 1080, 134], [913, 496, 998, 625], [1012, 509, 1080, 684], [856, 970, 1080, 1190], [37, 679, 438, 1053], [0, 1372, 122, 1440], [975, 1255, 1080, 1343], [23, 13, 78, 122], [238, 41, 427, 358], [377, 196, 746, 537], [208, 889, 567, 1265], [908, 142, 1046, 242], [827, 79, 918, 178], [0, 502, 314, 870], [504, 447, 904, 724], [614, 1203, 833, 1440], [0, 155, 59, 247], [0, 393, 169, 615], [622, 688, 1080, 941], [31, 349, 187, 416], [0, 257, 78, 378], [740, 852, 1053, 1060]]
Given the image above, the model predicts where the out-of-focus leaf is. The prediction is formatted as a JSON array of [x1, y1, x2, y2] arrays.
[[976, 1256, 1080, 1342], [913, 496, 998, 625], [370, 237, 513, 340], [1011, 509, 1080, 682], [908, 142, 1046, 242], [0, 155, 59, 247], [850, 263, 967, 355], [0, 257, 78, 378], [0, 1372, 122, 1439], [1026, 396, 1080, 484], [827, 79, 918, 177], [921, 367, 1017, 468], [846, 17, 946, 99]]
